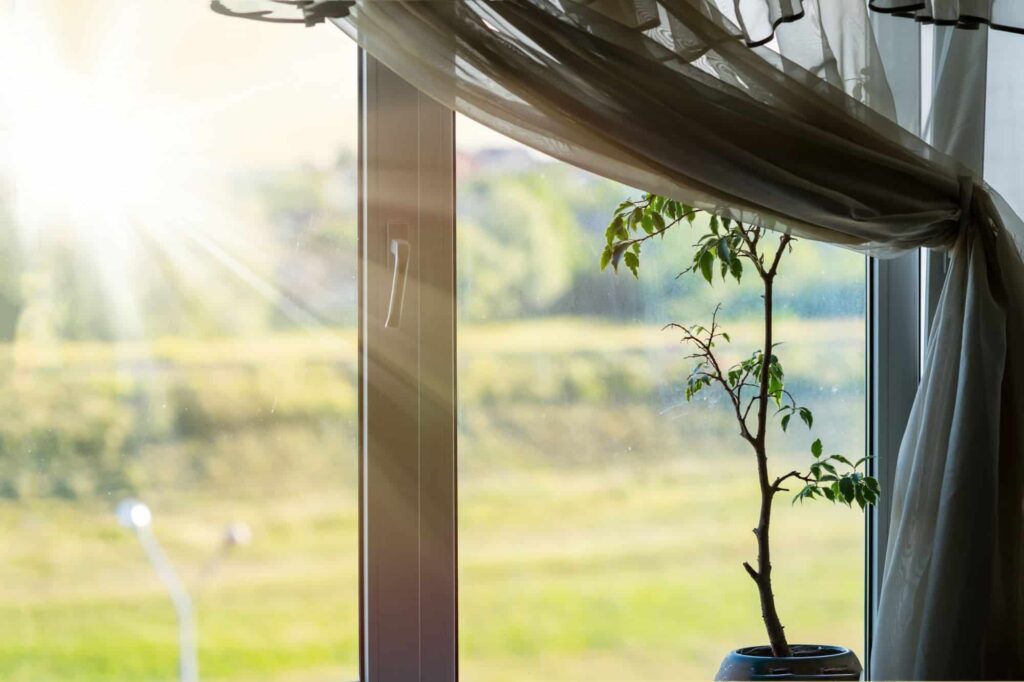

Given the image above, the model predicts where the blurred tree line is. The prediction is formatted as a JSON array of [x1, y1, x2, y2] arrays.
[[0, 148, 863, 345], [457, 154, 865, 325]]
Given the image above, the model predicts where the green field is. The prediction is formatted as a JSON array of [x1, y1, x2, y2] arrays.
[[0, 317, 866, 681]]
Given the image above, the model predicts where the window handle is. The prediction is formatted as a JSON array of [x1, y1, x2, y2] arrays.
[[385, 231, 410, 329]]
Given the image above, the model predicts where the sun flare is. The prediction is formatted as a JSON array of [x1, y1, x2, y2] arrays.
[[0, 1, 351, 344], [0, 7, 190, 244]]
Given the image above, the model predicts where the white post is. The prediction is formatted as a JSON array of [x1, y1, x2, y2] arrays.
[[118, 499, 199, 682]]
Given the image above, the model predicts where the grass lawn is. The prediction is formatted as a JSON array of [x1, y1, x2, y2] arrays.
[[459, 458, 865, 681], [0, 317, 865, 680], [0, 457, 863, 682]]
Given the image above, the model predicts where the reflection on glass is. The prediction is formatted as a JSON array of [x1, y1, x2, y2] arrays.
[[456, 116, 866, 680], [0, 4, 358, 680]]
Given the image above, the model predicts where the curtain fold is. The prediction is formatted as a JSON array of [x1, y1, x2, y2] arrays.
[[311, 0, 1023, 677], [871, 208, 1017, 678]]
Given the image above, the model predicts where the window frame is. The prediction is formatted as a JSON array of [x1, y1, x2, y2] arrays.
[[359, 54, 458, 682], [865, 253, 921, 676]]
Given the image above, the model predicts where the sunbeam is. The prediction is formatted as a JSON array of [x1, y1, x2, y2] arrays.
[[0, 2, 346, 342]]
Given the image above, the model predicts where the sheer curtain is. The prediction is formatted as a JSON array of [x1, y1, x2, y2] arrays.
[[870, 0, 1024, 33], [867, 20, 1024, 679], [219, 0, 1024, 677]]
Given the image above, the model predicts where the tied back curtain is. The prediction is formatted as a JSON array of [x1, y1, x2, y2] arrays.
[[322, 0, 1024, 678]]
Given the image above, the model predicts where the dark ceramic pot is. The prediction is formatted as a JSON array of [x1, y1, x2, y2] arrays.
[[714, 645, 862, 681]]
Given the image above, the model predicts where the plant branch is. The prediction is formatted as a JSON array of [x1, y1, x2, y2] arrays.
[[619, 209, 699, 251], [772, 470, 815, 492], [666, 307, 757, 444], [737, 227, 766, 277], [768, 234, 793, 278]]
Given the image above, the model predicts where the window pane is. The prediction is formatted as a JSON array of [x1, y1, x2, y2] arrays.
[[456, 117, 866, 680], [0, 5, 359, 681]]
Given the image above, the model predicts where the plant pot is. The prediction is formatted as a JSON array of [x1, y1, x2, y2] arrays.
[[714, 644, 862, 681]]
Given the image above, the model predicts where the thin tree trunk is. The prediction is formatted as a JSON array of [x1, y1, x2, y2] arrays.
[[752, 442, 791, 657], [745, 274, 793, 658]]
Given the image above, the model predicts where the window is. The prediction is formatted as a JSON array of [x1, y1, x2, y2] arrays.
[[0, 5, 358, 680], [456, 117, 867, 679], [0, 14, 922, 675]]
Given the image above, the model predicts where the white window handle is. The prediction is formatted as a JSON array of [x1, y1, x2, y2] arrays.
[[385, 234, 410, 329]]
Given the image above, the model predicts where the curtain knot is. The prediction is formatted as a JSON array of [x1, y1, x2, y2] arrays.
[[958, 175, 975, 234]]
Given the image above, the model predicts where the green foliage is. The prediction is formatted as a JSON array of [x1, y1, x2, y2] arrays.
[[601, 194, 698, 279], [793, 443, 879, 509], [601, 192, 879, 519], [459, 166, 589, 320], [601, 193, 755, 287]]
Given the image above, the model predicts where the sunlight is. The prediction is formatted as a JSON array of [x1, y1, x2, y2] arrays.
[[0, 2, 331, 341], [0, 7, 187, 244]]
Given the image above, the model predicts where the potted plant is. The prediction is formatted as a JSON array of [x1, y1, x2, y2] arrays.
[[601, 194, 880, 681]]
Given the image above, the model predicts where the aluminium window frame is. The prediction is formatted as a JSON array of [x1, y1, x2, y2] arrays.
[[359, 54, 458, 682], [865, 253, 920, 677]]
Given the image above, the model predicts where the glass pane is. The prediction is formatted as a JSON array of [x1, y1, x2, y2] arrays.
[[456, 117, 866, 680], [0, 4, 359, 681]]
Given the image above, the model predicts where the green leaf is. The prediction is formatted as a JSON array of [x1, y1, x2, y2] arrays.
[[769, 374, 783, 398], [831, 454, 854, 467], [600, 247, 612, 271], [693, 241, 709, 265], [793, 484, 816, 505], [630, 207, 643, 228], [718, 237, 732, 265], [641, 213, 655, 234], [606, 215, 624, 245], [811, 438, 823, 458], [624, 251, 640, 278], [699, 250, 715, 284], [729, 256, 743, 282], [610, 242, 630, 271], [823, 486, 836, 502], [780, 414, 791, 432], [709, 215, 720, 235], [798, 407, 813, 429], [839, 476, 855, 505], [651, 212, 665, 231]]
